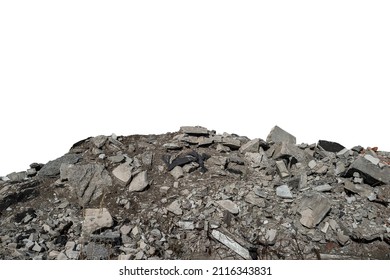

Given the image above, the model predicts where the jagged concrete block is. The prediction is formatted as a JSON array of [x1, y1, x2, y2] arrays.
[[83, 208, 113, 235], [180, 126, 209, 136], [211, 229, 252, 260], [266, 126, 296, 144], [298, 192, 331, 228], [346, 156, 390, 185], [273, 142, 313, 164]]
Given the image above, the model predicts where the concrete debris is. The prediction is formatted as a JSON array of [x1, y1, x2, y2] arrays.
[[346, 156, 390, 185], [298, 192, 331, 228], [83, 208, 113, 236], [128, 171, 149, 192], [266, 126, 296, 144], [112, 163, 133, 184], [1, 125, 389, 260], [60, 163, 112, 207]]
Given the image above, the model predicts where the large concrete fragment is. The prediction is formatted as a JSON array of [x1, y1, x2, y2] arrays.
[[266, 126, 296, 144], [82, 208, 113, 235], [343, 181, 375, 200], [222, 138, 241, 150], [298, 192, 331, 228], [239, 138, 260, 153], [211, 229, 252, 260], [60, 163, 112, 207], [275, 160, 289, 178], [346, 156, 390, 185], [272, 142, 313, 164], [180, 126, 209, 136], [216, 200, 239, 214]]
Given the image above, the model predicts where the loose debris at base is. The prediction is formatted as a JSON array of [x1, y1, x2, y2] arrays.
[[1, 125, 390, 260]]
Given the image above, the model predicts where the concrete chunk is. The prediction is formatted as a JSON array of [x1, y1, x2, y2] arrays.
[[180, 126, 209, 136], [266, 126, 296, 144], [128, 171, 149, 192], [276, 184, 293, 199], [211, 229, 252, 260], [216, 200, 239, 214], [346, 156, 390, 185], [83, 208, 113, 235], [239, 138, 260, 153], [112, 163, 132, 184], [275, 160, 289, 178], [343, 181, 375, 200], [273, 142, 313, 164], [298, 192, 331, 228], [222, 138, 241, 150]]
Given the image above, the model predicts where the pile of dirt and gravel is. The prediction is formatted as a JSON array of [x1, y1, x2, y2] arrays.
[[1, 125, 389, 260]]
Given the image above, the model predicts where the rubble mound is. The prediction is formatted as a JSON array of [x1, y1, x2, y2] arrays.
[[1, 126, 390, 260]]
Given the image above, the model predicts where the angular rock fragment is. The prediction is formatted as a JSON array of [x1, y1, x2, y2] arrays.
[[298, 192, 331, 228], [276, 185, 293, 199], [211, 229, 252, 260], [245, 192, 265, 208], [266, 125, 296, 144], [60, 163, 112, 206], [91, 135, 107, 149], [112, 163, 132, 184], [6, 171, 27, 182], [39, 153, 81, 177], [346, 156, 390, 185], [170, 166, 184, 180], [343, 181, 375, 200], [272, 142, 313, 164], [222, 138, 241, 150], [239, 138, 260, 153], [166, 199, 182, 215], [275, 160, 289, 178], [180, 126, 209, 136], [128, 171, 149, 192], [83, 208, 113, 235], [216, 200, 239, 214]]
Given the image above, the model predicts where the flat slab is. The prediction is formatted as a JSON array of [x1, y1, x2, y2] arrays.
[[298, 192, 331, 228], [346, 156, 390, 185]]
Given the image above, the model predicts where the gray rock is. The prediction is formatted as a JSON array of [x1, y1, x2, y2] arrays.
[[244, 152, 263, 168], [6, 171, 27, 182], [298, 192, 331, 228], [313, 184, 333, 192], [364, 154, 380, 165], [178, 221, 195, 230], [128, 171, 149, 192], [108, 154, 125, 163], [308, 160, 317, 169], [26, 168, 37, 177], [239, 138, 260, 153], [112, 163, 133, 184], [92, 135, 107, 148], [343, 181, 375, 199], [216, 200, 239, 214], [276, 185, 293, 199], [83, 208, 113, 235], [222, 138, 241, 150], [245, 192, 266, 208], [275, 160, 289, 178], [266, 125, 296, 144], [170, 166, 184, 180], [272, 142, 313, 164], [197, 137, 214, 147], [180, 126, 209, 136], [346, 156, 390, 185], [211, 229, 252, 260], [60, 163, 112, 206], [142, 151, 154, 166], [163, 143, 182, 150], [84, 242, 109, 260], [166, 199, 182, 215], [39, 154, 81, 177]]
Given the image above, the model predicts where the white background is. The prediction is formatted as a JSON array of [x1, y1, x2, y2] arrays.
[[1, 1, 389, 176]]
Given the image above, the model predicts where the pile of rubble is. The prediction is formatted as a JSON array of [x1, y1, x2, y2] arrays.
[[1, 126, 389, 260]]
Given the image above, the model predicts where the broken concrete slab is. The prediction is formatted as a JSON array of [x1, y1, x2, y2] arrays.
[[83, 208, 113, 235], [272, 142, 313, 164], [166, 199, 182, 215], [222, 138, 241, 150], [298, 192, 331, 228], [244, 192, 266, 208], [343, 181, 375, 200], [266, 126, 296, 144], [91, 135, 107, 149], [180, 126, 209, 136], [170, 166, 184, 180], [346, 156, 390, 185], [239, 138, 260, 153], [211, 229, 252, 260], [128, 171, 149, 192]]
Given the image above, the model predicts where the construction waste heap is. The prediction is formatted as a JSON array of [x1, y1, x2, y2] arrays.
[[1, 126, 390, 260]]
